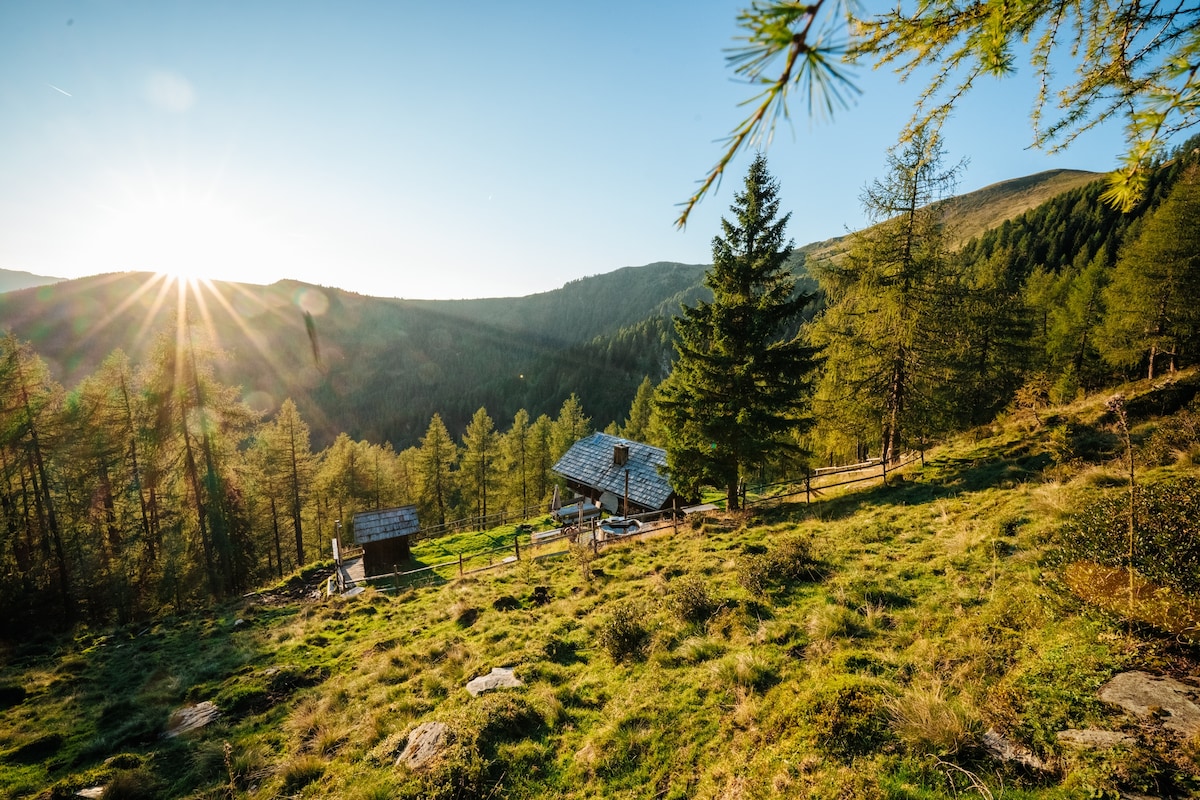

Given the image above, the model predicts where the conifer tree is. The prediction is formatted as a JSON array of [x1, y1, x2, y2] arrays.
[[1099, 165, 1200, 378], [811, 133, 962, 463], [417, 414, 457, 527], [460, 407, 498, 522], [656, 154, 819, 510]]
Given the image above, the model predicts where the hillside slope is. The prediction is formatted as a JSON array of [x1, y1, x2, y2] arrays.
[[1, 374, 1196, 799]]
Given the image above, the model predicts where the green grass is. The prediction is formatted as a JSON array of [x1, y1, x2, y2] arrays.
[[2, 377, 1199, 799]]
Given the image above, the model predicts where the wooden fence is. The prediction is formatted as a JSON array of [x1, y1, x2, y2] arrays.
[[744, 451, 922, 509], [334, 454, 921, 594]]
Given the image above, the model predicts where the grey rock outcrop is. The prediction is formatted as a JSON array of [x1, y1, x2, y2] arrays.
[[1098, 671, 1200, 736], [396, 721, 450, 769]]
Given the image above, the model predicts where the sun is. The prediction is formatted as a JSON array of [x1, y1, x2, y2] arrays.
[[95, 178, 279, 287]]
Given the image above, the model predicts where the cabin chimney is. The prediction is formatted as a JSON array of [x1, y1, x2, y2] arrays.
[[613, 443, 630, 466]]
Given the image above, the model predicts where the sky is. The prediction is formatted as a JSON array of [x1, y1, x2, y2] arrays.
[[0, 1, 1138, 300]]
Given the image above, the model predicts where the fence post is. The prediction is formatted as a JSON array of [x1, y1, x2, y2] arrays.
[[458, 553, 464, 577], [882, 457, 888, 486], [805, 471, 811, 504], [673, 498, 678, 535], [514, 534, 520, 561]]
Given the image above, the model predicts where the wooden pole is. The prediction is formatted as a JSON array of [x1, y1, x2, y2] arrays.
[[458, 553, 464, 577], [514, 534, 521, 561]]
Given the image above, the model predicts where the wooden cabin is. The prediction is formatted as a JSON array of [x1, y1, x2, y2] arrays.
[[352, 505, 420, 577], [552, 432, 681, 516]]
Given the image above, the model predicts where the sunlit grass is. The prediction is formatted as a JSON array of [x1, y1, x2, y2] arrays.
[[3, 380, 1199, 798]]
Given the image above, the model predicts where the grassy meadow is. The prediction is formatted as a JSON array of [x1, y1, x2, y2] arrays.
[[2, 378, 1199, 799]]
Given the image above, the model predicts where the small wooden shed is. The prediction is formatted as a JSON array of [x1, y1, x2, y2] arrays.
[[352, 505, 420, 577]]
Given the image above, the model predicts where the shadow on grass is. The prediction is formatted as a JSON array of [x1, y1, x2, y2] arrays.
[[754, 449, 1055, 525], [366, 555, 451, 591]]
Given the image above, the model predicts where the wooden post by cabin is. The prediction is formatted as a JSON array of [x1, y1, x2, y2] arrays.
[[673, 498, 678, 535]]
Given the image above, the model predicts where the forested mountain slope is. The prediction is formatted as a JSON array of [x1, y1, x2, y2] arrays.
[[0, 264, 707, 448]]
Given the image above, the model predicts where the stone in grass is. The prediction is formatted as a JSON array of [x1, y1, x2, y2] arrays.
[[164, 701, 220, 738], [396, 721, 449, 769], [1057, 729, 1135, 749], [981, 729, 1049, 772], [1098, 671, 1200, 737], [465, 667, 523, 697]]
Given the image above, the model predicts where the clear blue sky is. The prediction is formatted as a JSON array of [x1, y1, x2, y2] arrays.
[[1, 1, 1133, 299]]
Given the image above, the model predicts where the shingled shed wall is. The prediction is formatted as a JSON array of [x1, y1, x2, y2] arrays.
[[352, 505, 419, 577], [552, 433, 678, 514]]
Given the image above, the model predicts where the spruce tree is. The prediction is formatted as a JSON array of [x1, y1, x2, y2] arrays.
[[656, 154, 818, 510]]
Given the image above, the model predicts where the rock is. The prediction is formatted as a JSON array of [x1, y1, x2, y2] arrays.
[[164, 701, 220, 738], [981, 728, 1050, 772], [465, 666, 523, 697], [76, 788, 104, 799], [1098, 671, 1200, 736], [396, 721, 449, 769], [1057, 729, 1134, 749]]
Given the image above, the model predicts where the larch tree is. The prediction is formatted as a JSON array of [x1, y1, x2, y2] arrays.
[[259, 398, 315, 567], [679, 0, 1200, 226], [460, 406, 498, 522], [1099, 165, 1200, 377], [500, 408, 532, 513], [656, 153, 819, 510], [810, 132, 962, 463], [417, 414, 457, 527], [551, 394, 590, 462]]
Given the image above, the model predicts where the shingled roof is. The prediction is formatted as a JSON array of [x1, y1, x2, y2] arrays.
[[552, 433, 674, 511], [352, 505, 420, 545]]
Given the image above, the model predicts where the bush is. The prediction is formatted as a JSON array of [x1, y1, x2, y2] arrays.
[[736, 534, 822, 597], [666, 574, 719, 624], [804, 676, 891, 758], [1141, 408, 1200, 465], [100, 768, 160, 800], [1057, 477, 1200, 595], [597, 600, 651, 663]]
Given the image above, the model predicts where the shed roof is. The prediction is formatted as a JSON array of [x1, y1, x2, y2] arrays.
[[352, 505, 420, 545], [552, 433, 674, 510]]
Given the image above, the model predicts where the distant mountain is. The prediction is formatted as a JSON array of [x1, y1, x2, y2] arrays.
[[797, 168, 1102, 261], [0, 169, 1103, 449], [0, 268, 63, 293], [0, 264, 708, 449]]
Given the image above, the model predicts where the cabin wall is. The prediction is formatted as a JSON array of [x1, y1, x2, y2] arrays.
[[363, 537, 412, 577]]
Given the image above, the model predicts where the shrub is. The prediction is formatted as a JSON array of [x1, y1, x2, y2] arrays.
[[1057, 477, 1200, 595], [666, 574, 719, 624], [597, 600, 651, 663], [735, 553, 771, 597], [100, 768, 160, 800], [804, 676, 891, 758], [1141, 408, 1200, 465], [736, 534, 822, 597]]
